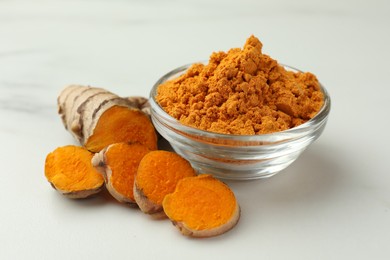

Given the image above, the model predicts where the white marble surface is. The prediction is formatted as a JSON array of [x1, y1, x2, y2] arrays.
[[1, 0, 390, 259]]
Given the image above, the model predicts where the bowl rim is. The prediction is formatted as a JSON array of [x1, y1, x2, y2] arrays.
[[149, 62, 331, 142]]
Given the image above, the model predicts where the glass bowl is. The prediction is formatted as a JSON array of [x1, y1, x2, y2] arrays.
[[149, 63, 331, 180]]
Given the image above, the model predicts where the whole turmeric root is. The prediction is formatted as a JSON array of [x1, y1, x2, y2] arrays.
[[163, 174, 240, 238], [44, 145, 105, 199], [133, 150, 197, 218], [57, 85, 157, 153], [92, 142, 150, 205]]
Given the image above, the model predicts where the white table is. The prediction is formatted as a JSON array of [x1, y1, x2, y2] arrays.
[[1, 0, 389, 259]]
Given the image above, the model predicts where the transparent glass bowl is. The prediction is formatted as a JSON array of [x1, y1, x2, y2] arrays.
[[149, 63, 331, 180]]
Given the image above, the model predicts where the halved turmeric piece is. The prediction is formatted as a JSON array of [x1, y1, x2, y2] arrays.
[[134, 150, 196, 218], [92, 142, 150, 205], [45, 145, 104, 199], [162, 174, 240, 238], [85, 106, 157, 152], [57, 85, 157, 153]]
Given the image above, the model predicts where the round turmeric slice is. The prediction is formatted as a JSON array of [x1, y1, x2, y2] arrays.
[[44, 145, 104, 199], [162, 174, 240, 238], [134, 150, 196, 218], [92, 142, 150, 205]]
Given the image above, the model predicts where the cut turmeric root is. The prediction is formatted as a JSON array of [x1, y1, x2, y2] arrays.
[[92, 142, 150, 205], [44, 145, 105, 199], [57, 85, 157, 153], [85, 106, 156, 152], [163, 174, 240, 238], [134, 150, 196, 218]]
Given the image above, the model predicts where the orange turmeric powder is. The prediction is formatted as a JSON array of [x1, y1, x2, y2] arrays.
[[133, 150, 197, 217], [162, 174, 240, 237], [45, 145, 105, 199], [156, 35, 324, 135]]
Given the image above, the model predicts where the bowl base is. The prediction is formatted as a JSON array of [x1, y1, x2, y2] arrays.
[[192, 164, 286, 180]]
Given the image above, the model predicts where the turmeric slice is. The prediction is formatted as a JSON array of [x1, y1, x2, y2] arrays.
[[57, 85, 157, 153], [44, 145, 104, 199], [162, 174, 240, 238], [134, 150, 197, 218], [92, 142, 150, 205]]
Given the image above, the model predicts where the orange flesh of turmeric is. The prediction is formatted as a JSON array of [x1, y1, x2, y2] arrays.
[[85, 106, 157, 153], [163, 174, 238, 230], [135, 151, 196, 205], [45, 145, 104, 192], [105, 143, 150, 201]]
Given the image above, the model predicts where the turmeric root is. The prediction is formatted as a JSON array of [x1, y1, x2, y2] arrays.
[[162, 174, 240, 238], [124, 96, 151, 117], [92, 142, 150, 205], [134, 150, 196, 218], [57, 85, 157, 153], [44, 145, 105, 199]]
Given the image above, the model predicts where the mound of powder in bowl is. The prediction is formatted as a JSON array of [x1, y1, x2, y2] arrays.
[[156, 35, 324, 135]]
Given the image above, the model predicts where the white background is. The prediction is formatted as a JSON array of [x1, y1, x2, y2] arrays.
[[1, 0, 389, 259]]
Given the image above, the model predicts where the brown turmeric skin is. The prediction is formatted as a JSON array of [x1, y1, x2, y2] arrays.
[[57, 85, 157, 152], [163, 174, 240, 237], [156, 35, 324, 135], [134, 150, 197, 217], [45, 145, 104, 199]]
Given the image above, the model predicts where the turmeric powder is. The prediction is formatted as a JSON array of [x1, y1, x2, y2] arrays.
[[45, 145, 105, 199], [163, 174, 240, 238], [92, 142, 150, 205], [133, 150, 197, 218], [156, 35, 324, 135], [58, 85, 157, 152]]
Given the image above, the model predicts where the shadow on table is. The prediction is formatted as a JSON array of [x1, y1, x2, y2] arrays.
[[227, 143, 347, 209]]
